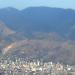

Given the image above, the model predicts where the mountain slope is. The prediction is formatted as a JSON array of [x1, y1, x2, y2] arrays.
[[2, 38, 75, 65], [0, 7, 75, 39], [1, 7, 75, 65], [0, 21, 15, 36]]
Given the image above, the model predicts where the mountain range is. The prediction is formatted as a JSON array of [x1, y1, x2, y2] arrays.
[[0, 7, 75, 38], [0, 7, 75, 65]]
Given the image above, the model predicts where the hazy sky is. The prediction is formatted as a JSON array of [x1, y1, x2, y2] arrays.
[[0, 0, 75, 10]]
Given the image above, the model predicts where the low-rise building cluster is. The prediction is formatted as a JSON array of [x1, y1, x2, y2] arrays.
[[0, 58, 74, 75]]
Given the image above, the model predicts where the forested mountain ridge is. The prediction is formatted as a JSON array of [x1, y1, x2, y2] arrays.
[[0, 7, 75, 36], [0, 7, 75, 65]]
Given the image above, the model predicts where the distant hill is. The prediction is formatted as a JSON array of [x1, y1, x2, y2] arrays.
[[0, 7, 75, 39], [1, 7, 75, 65]]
